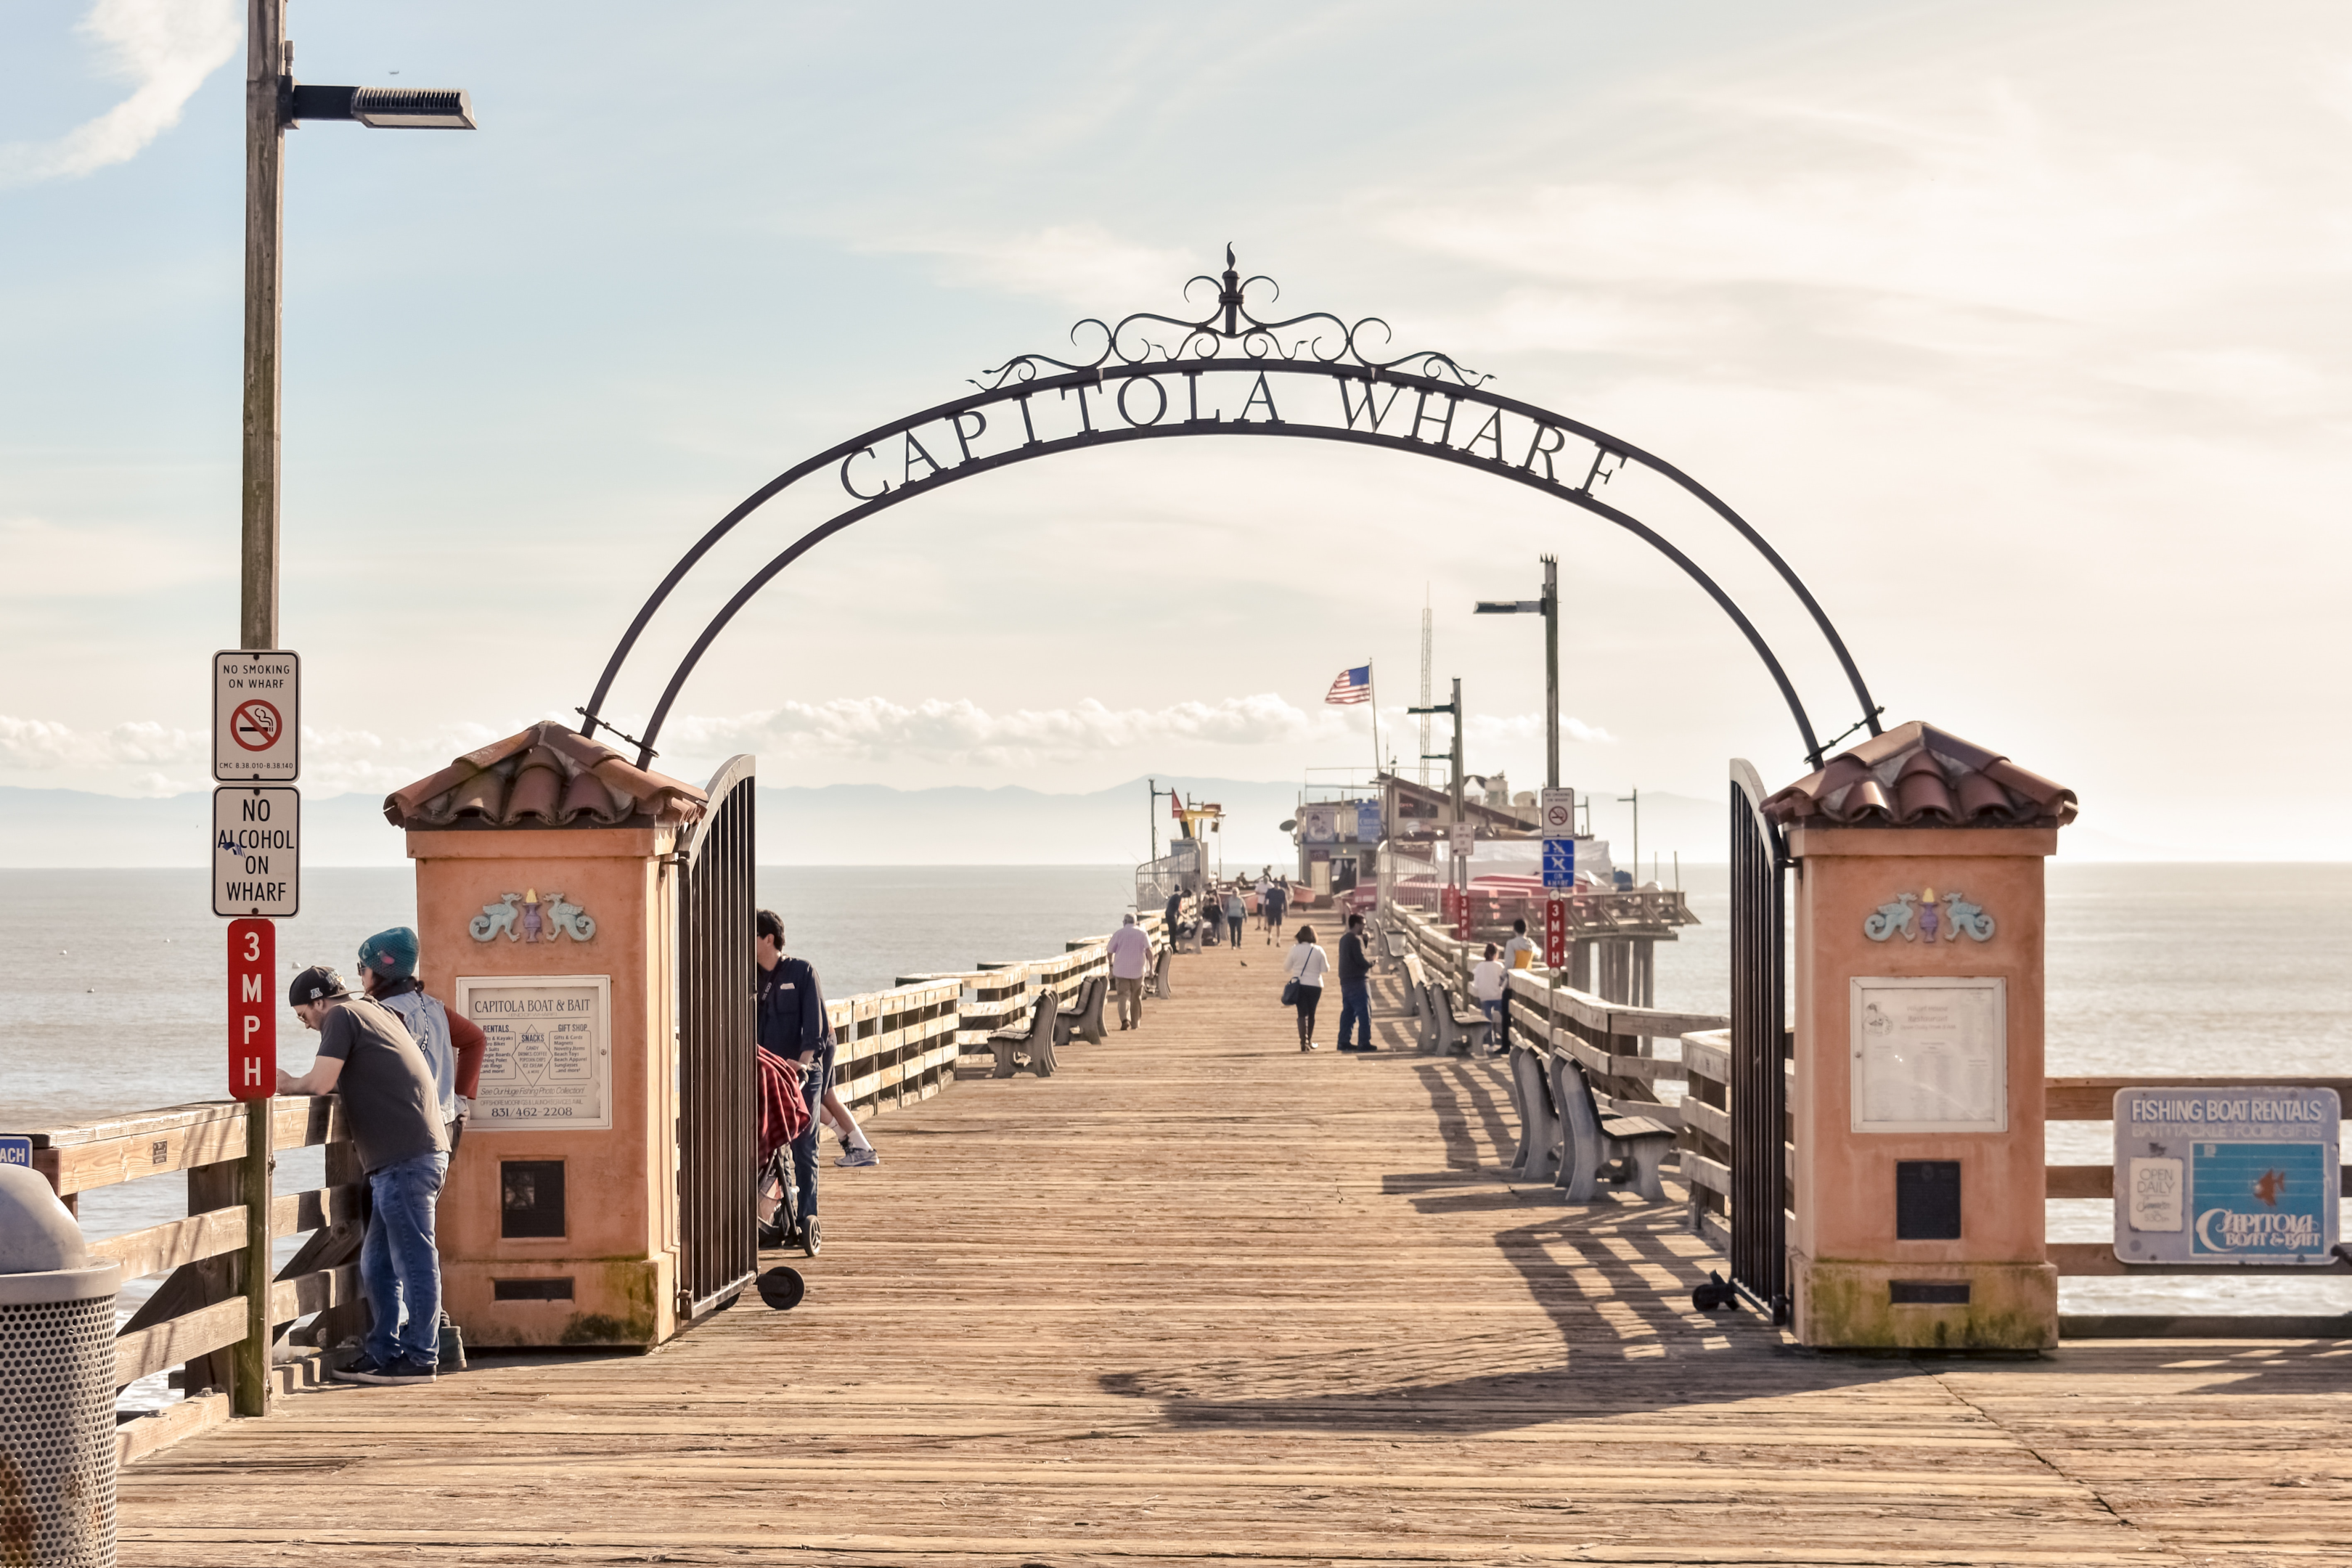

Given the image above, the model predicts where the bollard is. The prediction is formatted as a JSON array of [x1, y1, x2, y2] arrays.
[[0, 1165, 123, 1568]]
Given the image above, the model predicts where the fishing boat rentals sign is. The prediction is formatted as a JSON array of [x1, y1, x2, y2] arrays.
[[458, 973, 613, 1131], [2113, 1087, 2340, 1265]]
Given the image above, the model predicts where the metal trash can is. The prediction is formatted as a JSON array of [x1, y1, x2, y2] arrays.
[[0, 1164, 123, 1568]]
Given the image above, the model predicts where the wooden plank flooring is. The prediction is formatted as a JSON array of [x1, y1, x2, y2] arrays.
[[119, 944, 2352, 1566]]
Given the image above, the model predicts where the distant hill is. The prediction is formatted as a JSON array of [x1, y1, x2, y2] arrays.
[[0, 778, 2209, 868], [0, 777, 1312, 868]]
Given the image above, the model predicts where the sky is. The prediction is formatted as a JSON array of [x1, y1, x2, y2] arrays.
[[2, 0, 2348, 858]]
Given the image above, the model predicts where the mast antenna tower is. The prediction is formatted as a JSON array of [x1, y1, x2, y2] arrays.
[[1418, 588, 1433, 788]]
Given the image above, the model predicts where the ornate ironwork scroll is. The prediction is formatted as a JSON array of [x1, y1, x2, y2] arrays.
[[975, 245, 1488, 391]]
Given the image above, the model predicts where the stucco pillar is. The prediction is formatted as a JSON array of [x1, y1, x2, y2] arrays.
[[385, 723, 706, 1349], [1767, 722, 2075, 1352]]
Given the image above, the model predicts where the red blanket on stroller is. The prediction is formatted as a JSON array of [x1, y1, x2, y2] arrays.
[[756, 1046, 811, 1167]]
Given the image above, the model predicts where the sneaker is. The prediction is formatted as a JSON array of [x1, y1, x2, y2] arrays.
[[328, 1353, 388, 1384], [338, 1355, 437, 1386], [834, 1146, 880, 1168]]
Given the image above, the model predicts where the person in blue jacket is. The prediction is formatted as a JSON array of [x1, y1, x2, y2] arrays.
[[755, 909, 833, 1255]]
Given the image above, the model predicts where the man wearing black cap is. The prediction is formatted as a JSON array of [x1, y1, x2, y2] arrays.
[[278, 965, 448, 1385]]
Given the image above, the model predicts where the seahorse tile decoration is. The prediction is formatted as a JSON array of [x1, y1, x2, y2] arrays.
[[470, 888, 597, 943], [1863, 886, 1994, 943]]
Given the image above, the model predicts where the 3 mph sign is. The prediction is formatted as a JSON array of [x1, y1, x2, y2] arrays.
[[227, 918, 276, 1101]]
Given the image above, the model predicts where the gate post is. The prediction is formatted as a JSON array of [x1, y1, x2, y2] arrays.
[[1763, 723, 2075, 1351], [383, 722, 708, 1349]]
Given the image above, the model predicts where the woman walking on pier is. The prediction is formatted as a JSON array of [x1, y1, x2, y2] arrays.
[[1284, 924, 1330, 1051]]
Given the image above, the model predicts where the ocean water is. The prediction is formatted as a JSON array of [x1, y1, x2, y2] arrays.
[[3, 862, 2345, 1372]]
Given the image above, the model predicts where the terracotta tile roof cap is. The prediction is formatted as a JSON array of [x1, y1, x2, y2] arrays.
[[1761, 720, 2075, 829], [383, 721, 707, 830]]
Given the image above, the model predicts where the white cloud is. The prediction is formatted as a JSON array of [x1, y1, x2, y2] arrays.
[[0, 713, 200, 777], [0, 0, 240, 187], [661, 695, 1614, 777], [669, 693, 1326, 770]]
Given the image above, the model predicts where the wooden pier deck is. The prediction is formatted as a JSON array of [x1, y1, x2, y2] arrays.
[[120, 947, 2352, 1567]]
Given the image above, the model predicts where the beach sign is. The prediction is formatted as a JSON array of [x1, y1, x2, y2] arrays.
[[2114, 1087, 2340, 1265]]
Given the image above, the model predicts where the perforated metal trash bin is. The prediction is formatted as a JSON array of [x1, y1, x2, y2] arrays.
[[0, 1164, 123, 1568]]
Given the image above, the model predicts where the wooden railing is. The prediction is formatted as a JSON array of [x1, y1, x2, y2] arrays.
[[1678, 1035, 2352, 1281], [20, 1094, 365, 1466], [12, 912, 1171, 1467], [1392, 903, 1724, 1106]]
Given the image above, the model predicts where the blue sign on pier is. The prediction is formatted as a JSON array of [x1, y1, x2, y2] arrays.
[[2114, 1087, 2340, 1265], [1542, 838, 1576, 890]]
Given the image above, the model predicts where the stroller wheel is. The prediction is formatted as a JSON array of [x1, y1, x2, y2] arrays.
[[801, 1217, 821, 1257], [756, 1267, 806, 1311]]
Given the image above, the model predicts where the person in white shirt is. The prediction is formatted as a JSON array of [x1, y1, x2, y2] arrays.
[[1283, 925, 1331, 1051], [1470, 942, 1508, 1050], [1498, 918, 1540, 1052], [1106, 912, 1153, 1030]]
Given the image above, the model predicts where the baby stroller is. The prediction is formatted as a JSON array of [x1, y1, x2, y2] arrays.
[[754, 1047, 817, 1257]]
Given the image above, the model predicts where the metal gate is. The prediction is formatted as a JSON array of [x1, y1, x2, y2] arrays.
[[1728, 760, 1789, 1323], [675, 753, 759, 1323]]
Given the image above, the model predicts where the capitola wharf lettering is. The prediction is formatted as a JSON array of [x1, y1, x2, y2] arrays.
[[832, 364, 1634, 504], [473, 997, 598, 1015]]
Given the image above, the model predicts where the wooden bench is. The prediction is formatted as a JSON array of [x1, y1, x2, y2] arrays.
[[988, 990, 1059, 1077], [1400, 952, 1490, 1056], [1538, 1050, 1675, 1201], [1149, 945, 1174, 999], [1053, 974, 1107, 1048]]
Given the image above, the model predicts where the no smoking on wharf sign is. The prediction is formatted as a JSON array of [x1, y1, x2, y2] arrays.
[[213, 648, 299, 781]]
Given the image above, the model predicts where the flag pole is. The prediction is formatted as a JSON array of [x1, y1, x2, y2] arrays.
[[1368, 659, 1381, 780]]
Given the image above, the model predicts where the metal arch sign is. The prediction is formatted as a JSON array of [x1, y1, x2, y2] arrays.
[[578, 250, 1885, 772]]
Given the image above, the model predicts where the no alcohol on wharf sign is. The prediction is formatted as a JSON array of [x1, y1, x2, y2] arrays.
[[213, 786, 301, 917], [213, 648, 299, 782]]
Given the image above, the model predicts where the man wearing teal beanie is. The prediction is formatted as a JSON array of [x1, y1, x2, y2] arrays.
[[358, 926, 487, 1153]]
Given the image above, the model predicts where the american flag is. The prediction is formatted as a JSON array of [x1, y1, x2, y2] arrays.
[[1324, 664, 1372, 705]]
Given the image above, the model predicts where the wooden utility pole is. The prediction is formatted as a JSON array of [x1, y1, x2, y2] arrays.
[[235, 0, 285, 1420], [242, 0, 285, 654]]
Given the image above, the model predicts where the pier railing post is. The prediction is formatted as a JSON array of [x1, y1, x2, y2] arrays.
[[234, 1098, 273, 1416]]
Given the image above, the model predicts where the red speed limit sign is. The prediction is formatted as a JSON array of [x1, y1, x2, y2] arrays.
[[229, 918, 276, 1101], [1545, 897, 1568, 968]]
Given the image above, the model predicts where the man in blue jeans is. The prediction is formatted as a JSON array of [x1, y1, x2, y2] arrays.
[[756, 910, 833, 1255], [278, 965, 449, 1385], [1335, 912, 1379, 1053]]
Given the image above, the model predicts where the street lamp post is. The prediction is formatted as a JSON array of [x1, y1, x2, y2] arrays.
[[234, 0, 473, 1419], [242, 0, 475, 650], [1473, 554, 1560, 789]]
